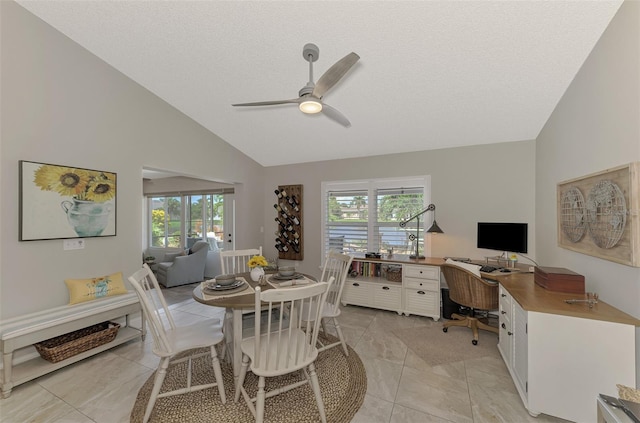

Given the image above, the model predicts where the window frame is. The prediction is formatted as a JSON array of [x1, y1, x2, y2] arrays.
[[146, 191, 227, 250], [321, 176, 432, 260]]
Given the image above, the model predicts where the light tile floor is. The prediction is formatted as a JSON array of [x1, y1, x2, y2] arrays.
[[0, 283, 571, 423]]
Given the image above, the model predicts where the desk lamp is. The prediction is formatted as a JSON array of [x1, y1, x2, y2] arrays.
[[399, 204, 443, 259]]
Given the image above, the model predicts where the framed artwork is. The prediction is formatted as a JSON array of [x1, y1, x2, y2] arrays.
[[557, 162, 639, 267], [19, 160, 117, 241]]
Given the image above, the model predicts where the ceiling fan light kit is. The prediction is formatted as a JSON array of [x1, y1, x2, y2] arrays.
[[232, 43, 359, 126], [299, 99, 322, 114]]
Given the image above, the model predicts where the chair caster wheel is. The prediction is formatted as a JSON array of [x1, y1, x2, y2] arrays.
[[472, 340, 478, 345], [442, 327, 448, 333]]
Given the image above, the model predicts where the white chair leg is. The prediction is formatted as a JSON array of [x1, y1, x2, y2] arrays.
[[209, 346, 226, 404], [144, 357, 169, 423], [255, 375, 266, 423], [308, 362, 327, 423], [321, 318, 328, 335], [333, 317, 349, 356], [235, 354, 250, 402]]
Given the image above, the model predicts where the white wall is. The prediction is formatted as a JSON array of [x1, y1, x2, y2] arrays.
[[0, 2, 264, 319], [536, 0, 640, 381], [262, 140, 537, 277]]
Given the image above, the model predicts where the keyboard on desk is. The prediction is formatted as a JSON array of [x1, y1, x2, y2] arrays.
[[480, 265, 498, 273]]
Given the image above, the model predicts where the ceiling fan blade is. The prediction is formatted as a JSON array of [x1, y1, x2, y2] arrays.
[[232, 98, 300, 107], [312, 52, 360, 98], [321, 103, 351, 127]]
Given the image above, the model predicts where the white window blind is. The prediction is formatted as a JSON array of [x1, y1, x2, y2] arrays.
[[322, 177, 429, 258]]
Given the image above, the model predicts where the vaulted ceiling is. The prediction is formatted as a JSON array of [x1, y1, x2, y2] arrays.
[[17, 1, 623, 166]]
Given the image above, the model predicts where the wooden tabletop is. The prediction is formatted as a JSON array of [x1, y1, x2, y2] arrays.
[[192, 272, 317, 309], [490, 272, 640, 326]]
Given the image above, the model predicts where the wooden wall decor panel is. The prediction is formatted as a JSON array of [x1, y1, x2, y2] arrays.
[[557, 162, 639, 267], [274, 184, 303, 260]]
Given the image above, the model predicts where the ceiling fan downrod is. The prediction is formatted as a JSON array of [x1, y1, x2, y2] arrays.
[[299, 43, 322, 113]]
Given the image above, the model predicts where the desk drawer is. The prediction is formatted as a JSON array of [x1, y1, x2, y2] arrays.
[[404, 278, 438, 292], [403, 265, 439, 280]]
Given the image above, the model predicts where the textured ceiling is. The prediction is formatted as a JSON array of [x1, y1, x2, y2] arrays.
[[17, 1, 622, 167]]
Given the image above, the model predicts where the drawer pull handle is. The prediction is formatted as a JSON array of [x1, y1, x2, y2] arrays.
[[501, 293, 507, 298], [352, 283, 360, 287], [507, 331, 513, 336], [382, 286, 390, 290], [417, 290, 425, 295], [501, 310, 506, 315], [501, 323, 506, 329]]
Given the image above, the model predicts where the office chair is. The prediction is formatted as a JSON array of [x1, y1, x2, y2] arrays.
[[441, 263, 499, 345]]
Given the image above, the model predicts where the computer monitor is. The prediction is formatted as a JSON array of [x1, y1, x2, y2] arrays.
[[477, 222, 528, 254]]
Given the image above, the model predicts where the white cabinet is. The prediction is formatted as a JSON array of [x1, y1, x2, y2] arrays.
[[497, 285, 512, 366], [499, 285, 527, 403], [403, 265, 440, 320], [373, 283, 402, 312], [498, 279, 639, 423], [341, 258, 440, 320], [342, 279, 402, 314]]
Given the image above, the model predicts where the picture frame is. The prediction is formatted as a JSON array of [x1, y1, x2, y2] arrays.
[[19, 160, 117, 241], [557, 162, 639, 267]]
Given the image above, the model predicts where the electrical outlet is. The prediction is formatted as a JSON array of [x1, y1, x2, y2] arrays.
[[63, 239, 85, 250]]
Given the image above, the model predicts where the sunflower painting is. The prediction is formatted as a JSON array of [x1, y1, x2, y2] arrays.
[[19, 161, 117, 240]]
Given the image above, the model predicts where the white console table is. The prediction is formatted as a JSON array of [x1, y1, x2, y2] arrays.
[[341, 255, 444, 320]]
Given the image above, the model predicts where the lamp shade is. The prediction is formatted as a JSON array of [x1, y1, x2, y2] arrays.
[[427, 220, 444, 233], [299, 99, 322, 114]]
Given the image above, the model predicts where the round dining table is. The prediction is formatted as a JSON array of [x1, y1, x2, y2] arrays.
[[193, 271, 316, 376]]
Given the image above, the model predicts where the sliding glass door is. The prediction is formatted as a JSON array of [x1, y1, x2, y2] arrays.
[[148, 193, 230, 250]]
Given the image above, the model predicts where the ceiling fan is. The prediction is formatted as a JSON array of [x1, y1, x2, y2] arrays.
[[232, 43, 360, 127]]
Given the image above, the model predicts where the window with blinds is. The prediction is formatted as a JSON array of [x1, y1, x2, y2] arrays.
[[322, 177, 429, 257]]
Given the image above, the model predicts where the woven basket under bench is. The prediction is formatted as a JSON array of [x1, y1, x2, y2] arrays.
[[34, 321, 120, 363]]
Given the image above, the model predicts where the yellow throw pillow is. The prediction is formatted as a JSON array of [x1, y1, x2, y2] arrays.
[[65, 272, 128, 305]]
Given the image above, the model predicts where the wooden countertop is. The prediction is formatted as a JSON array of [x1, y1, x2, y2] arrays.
[[345, 254, 639, 326], [489, 272, 640, 326]]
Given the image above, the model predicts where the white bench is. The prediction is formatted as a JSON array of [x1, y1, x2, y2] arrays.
[[0, 292, 145, 398]]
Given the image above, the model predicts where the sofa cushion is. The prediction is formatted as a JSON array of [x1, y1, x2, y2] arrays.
[[64, 271, 128, 305]]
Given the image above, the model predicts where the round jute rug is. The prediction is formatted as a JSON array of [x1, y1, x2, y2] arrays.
[[130, 334, 366, 423]]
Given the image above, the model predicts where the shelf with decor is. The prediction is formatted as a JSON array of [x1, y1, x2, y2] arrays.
[[341, 255, 443, 320]]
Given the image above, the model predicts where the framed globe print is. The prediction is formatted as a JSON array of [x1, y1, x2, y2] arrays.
[[557, 162, 639, 267]]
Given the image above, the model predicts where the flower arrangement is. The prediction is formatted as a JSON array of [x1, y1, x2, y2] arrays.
[[34, 164, 116, 203], [247, 255, 268, 269]]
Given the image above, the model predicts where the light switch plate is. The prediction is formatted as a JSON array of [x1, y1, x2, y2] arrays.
[[63, 239, 85, 250]]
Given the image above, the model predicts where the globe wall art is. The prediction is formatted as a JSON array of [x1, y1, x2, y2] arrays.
[[557, 162, 639, 267], [19, 160, 117, 241]]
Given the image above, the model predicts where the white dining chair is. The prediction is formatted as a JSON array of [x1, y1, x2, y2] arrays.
[[220, 247, 262, 274], [317, 250, 354, 356], [128, 264, 226, 423], [234, 279, 333, 423]]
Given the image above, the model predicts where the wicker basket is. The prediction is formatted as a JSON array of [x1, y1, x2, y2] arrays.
[[34, 321, 120, 363], [386, 265, 402, 282]]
